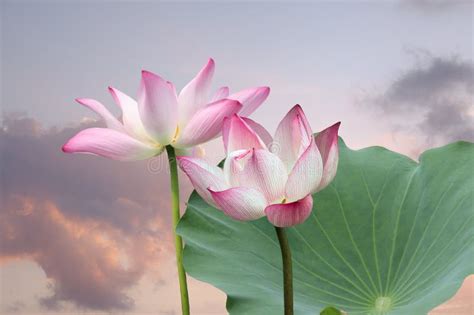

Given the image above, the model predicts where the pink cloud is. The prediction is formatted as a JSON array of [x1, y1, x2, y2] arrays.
[[1, 195, 162, 309], [0, 116, 192, 310]]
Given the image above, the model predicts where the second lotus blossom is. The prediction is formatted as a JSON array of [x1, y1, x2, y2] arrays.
[[178, 105, 340, 227]]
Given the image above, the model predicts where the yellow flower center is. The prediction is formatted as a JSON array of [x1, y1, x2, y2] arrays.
[[172, 125, 180, 143]]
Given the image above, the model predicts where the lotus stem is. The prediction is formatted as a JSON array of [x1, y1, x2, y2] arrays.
[[166, 145, 190, 315], [275, 226, 294, 315]]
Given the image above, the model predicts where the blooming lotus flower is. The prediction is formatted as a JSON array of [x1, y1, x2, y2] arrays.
[[178, 105, 340, 227], [62, 59, 270, 161]]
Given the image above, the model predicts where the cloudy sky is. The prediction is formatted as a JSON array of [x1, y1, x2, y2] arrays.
[[1, 1, 473, 314]]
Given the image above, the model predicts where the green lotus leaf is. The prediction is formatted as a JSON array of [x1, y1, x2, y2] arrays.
[[320, 306, 343, 315], [177, 140, 473, 314]]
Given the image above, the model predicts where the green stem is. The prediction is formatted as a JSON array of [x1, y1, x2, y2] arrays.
[[166, 145, 190, 315], [275, 226, 294, 315]]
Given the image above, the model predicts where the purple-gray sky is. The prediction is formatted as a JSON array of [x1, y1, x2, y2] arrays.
[[1, 1, 473, 314]]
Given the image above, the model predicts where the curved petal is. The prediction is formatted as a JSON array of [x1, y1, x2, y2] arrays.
[[241, 117, 273, 147], [75, 98, 124, 132], [209, 187, 267, 221], [229, 86, 270, 117], [108, 86, 152, 142], [223, 149, 287, 204], [223, 149, 251, 185], [285, 137, 323, 201], [222, 115, 267, 154], [62, 128, 162, 161], [273, 105, 313, 172], [265, 195, 313, 227], [138, 70, 179, 144], [315, 122, 341, 191], [175, 99, 242, 148], [177, 156, 228, 207], [210, 86, 229, 102], [178, 58, 215, 125]]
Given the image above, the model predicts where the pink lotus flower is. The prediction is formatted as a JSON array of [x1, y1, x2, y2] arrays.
[[62, 59, 270, 161], [178, 105, 340, 227]]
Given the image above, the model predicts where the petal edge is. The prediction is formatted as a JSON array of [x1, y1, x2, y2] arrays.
[[222, 115, 267, 154], [315, 122, 341, 191], [229, 86, 270, 117], [265, 195, 313, 227], [178, 156, 227, 207], [175, 99, 242, 148], [178, 58, 215, 125], [75, 98, 124, 132], [62, 128, 161, 161], [285, 137, 323, 201], [138, 70, 179, 144], [209, 187, 267, 221]]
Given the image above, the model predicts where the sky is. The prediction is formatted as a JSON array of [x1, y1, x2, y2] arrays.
[[1, 0, 473, 314]]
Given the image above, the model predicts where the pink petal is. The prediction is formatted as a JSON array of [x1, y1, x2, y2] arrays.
[[108, 86, 152, 142], [222, 115, 267, 154], [210, 86, 229, 102], [285, 137, 323, 201], [241, 117, 273, 147], [178, 58, 215, 125], [138, 70, 179, 144], [75, 98, 124, 132], [265, 195, 313, 227], [62, 128, 161, 161], [223, 149, 287, 204], [315, 122, 341, 191], [175, 99, 242, 148], [209, 187, 267, 221], [273, 105, 313, 172], [177, 156, 228, 207], [228, 86, 270, 117]]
